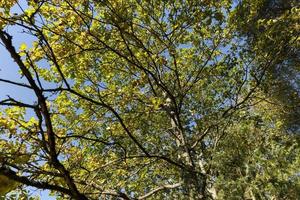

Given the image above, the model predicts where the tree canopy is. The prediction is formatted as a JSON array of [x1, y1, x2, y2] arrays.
[[0, 0, 299, 199]]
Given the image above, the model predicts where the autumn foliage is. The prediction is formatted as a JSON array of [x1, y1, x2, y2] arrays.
[[0, 0, 299, 199]]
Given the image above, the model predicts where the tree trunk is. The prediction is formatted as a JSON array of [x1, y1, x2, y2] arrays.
[[182, 168, 207, 200]]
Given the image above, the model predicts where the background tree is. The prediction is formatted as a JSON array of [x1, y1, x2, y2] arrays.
[[232, 0, 300, 131], [0, 0, 299, 199]]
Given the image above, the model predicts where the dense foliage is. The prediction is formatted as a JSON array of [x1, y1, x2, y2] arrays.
[[0, 0, 299, 199]]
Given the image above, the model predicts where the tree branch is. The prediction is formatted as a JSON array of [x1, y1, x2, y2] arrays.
[[0, 30, 88, 200], [137, 182, 183, 199], [0, 166, 72, 196]]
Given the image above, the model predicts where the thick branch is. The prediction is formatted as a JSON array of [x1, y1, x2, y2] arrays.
[[0, 167, 72, 196], [137, 182, 183, 199], [0, 30, 87, 200]]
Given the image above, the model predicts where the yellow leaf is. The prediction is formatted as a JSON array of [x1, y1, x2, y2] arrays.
[[19, 43, 27, 51], [0, 175, 19, 196]]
